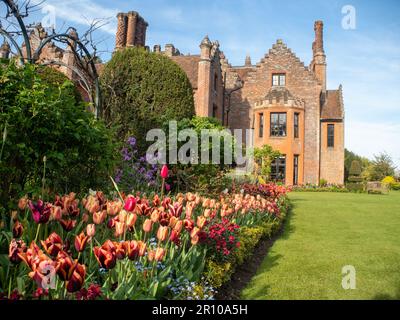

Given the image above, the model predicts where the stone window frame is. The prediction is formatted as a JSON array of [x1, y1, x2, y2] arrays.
[[259, 113, 264, 138], [294, 112, 300, 138]]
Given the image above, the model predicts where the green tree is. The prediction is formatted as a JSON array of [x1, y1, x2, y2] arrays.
[[253, 145, 281, 182], [344, 149, 370, 182], [100, 47, 195, 154], [363, 152, 396, 181]]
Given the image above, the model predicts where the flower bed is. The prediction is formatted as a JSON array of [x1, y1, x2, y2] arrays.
[[0, 184, 290, 300]]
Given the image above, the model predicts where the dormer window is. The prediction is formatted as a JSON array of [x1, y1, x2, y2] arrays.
[[272, 74, 286, 86]]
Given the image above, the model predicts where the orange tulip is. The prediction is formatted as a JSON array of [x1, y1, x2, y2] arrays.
[[9, 239, 27, 264], [147, 250, 155, 262], [114, 221, 126, 237], [197, 216, 207, 229], [74, 232, 89, 252], [155, 247, 166, 261], [143, 219, 153, 233], [86, 224, 96, 237], [118, 210, 128, 223], [107, 200, 123, 216], [93, 240, 117, 270], [126, 213, 137, 228], [168, 216, 178, 228], [157, 226, 169, 242], [150, 209, 160, 223], [50, 206, 62, 221], [174, 220, 183, 233], [66, 262, 86, 293], [191, 234, 199, 245], [203, 208, 211, 218], [114, 241, 127, 260], [18, 196, 28, 210], [93, 210, 107, 225], [59, 219, 77, 232], [190, 227, 200, 239], [84, 195, 100, 214], [138, 241, 147, 257]]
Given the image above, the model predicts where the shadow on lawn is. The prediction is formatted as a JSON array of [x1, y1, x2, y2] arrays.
[[216, 201, 296, 300], [372, 285, 400, 300]]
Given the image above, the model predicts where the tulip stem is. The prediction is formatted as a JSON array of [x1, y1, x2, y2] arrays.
[[34, 224, 41, 243], [161, 178, 165, 199]]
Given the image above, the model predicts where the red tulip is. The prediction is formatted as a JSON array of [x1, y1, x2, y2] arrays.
[[41, 232, 63, 257], [12, 220, 24, 238], [184, 219, 194, 232], [56, 251, 74, 281], [74, 232, 89, 253], [169, 230, 180, 245], [66, 262, 86, 293], [123, 196, 136, 212], [93, 240, 117, 270], [114, 241, 127, 260], [60, 219, 77, 232], [160, 165, 169, 179], [126, 240, 139, 260]]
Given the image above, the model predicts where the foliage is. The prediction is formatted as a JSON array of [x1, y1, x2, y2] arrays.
[[100, 47, 195, 154], [0, 61, 117, 209], [348, 160, 363, 182], [253, 145, 281, 182], [319, 179, 328, 187], [344, 149, 370, 182], [363, 152, 396, 182], [345, 182, 365, 193], [161, 117, 234, 195], [381, 176, 399, 191]]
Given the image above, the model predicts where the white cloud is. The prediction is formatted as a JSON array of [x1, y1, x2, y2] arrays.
[[346, 121, 400, 168], [31, 0, 119, 34]]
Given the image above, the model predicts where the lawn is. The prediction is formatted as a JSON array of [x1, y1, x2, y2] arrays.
[[241, 191, 400, 300]]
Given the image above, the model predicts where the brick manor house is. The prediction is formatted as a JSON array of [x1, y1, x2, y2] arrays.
[[0, 11, 344, 185]]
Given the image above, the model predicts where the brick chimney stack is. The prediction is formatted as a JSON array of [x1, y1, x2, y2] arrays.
[[115, 11, 148, 50], [311, 20, 326, 92], [245, 55, 252, 67], [115, 13, 127, 49]]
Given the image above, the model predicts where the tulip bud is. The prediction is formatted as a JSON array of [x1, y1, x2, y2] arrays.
[[157, 226, 169, 242], [147, 250, 155, 262], [51, 206, 62, 221], [160, 165, 169, 179], [93, 210, 107, 225], [126, 240, 139, 260], [196, 216, 207, 229], [114, 221, 126, 237], [12, 220, 24, 238], [74, 232, 89, 252], [138, 241, 147, 257], [168, 216, 178, 228], [174, 220, 183, 233], [126, 213, 137, 228], [191, 234, 199, 245], [118, 210, 128, 223], [190, 227, 200, 239], [11, 211, 18, 222], [155, 247, 166, 261], [123, 196, 136, 212], [203, 208, 211, 218], [150, 209, 160, 223], [142, 219, 153, 233], [86, 224, 96, 237], [18, 196, 28, 210]]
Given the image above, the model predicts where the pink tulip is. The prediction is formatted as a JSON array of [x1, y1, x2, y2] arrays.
[[123, 196, 136, 212], [160, 165, 169, 179]]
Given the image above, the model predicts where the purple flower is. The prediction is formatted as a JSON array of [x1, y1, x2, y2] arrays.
[[127, 137, 136, 147]]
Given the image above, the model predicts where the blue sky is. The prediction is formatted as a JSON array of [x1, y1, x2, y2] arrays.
[[5, 0, 400, 168]]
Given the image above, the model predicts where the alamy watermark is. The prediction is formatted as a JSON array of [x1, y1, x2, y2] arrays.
[[341, 265, 356, 290], [342, 5, 356, 30]]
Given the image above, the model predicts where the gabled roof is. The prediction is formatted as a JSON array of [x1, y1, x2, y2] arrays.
[[170, 55, 201, 89], [321, 86, 344, 120]]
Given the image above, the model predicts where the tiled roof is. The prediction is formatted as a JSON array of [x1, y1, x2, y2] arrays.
[[321, 89, 344, 119], [170, 55, 201, 89]]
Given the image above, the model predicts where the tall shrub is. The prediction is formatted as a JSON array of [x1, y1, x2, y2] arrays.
[[100, 47, 195, 154]]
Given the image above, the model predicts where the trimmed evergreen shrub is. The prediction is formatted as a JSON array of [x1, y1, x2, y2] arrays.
[[100, 47, 195, 154]]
